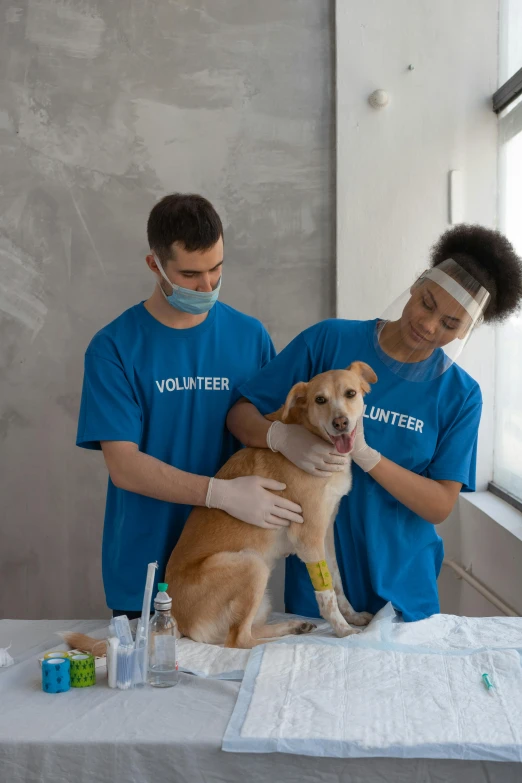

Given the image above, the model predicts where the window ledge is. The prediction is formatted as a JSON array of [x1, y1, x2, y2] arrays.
[[460, 491, 522, 544]]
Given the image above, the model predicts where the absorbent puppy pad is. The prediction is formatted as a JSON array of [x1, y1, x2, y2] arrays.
[[223, 640, 522, 761]]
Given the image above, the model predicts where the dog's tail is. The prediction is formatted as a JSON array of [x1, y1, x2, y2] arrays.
[[58, 632, 107, 657]]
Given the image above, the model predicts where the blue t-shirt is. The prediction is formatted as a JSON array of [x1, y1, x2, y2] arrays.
[[239, 318, 482, 622], [77, 301, 275, 610]]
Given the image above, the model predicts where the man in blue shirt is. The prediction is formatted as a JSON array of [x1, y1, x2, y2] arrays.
[[77, 194, 303, 616]]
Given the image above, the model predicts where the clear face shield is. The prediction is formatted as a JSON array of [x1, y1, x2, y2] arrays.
[[375, 259, 490, 382]]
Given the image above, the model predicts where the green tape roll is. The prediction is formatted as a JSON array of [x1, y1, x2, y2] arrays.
[[69, 653, 96, 687]]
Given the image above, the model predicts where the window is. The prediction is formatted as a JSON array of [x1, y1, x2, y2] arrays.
[[499, 0, 522, 84], [492, 2, 522, 507]]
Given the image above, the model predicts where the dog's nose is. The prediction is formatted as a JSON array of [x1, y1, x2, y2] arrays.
[[332, 417, 348, 432]]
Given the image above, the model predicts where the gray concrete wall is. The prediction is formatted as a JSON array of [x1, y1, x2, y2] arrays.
[[0, 1, 334, 618]]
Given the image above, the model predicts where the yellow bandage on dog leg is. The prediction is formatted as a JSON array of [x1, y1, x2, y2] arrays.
[[306, 560, 333, 591]]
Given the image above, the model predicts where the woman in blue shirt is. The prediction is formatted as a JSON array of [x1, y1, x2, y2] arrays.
[[227, 225, 522, 622]]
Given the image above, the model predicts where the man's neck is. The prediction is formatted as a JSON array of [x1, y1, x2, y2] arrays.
[[144, 286, 209, 330]]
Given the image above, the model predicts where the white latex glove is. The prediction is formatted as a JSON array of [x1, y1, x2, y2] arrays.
[[206, 475, 304, 529], [267, 421, 348, 477], [350, 417, 381, 472]]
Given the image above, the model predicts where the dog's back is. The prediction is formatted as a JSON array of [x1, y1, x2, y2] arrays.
[[168, 446, 300, 566]]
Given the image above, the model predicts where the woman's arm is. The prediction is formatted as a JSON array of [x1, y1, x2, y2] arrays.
[[229, 399, 462, 523], [226, 398, 272, 448], [351, 419, 462, 524], [368, 457, 461, 524]]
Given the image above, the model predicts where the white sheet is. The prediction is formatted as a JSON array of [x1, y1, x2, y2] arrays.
[[178, 604, 522, 680], [176, 614, 332, 678], [3, 619, 522, 783], [377, 610, 522, 651], [14, 605, 521, 682], [223, 640, 522, 761]]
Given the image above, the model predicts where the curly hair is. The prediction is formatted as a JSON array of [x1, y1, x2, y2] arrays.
[[429, 224, 522, 323]]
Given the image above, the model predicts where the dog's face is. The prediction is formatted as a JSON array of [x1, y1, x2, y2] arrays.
[[281, 362, 377, 454]]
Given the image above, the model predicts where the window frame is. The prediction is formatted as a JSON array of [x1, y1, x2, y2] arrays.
[[493, 66, 522, 114], [488, 64, 522, 511], [489, 482, 522, 515]]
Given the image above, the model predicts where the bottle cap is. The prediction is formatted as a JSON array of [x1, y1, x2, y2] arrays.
[[154, 585, 172, 610]]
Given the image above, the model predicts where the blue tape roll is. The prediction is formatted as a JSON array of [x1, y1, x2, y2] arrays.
[[42, 657, 71, 693]]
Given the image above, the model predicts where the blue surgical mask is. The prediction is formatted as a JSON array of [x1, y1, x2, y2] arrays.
[[153, 253, 221, 315]]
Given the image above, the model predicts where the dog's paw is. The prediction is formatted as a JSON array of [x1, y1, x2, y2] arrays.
[[345, 611, 373, 627], [333, 624, 361, 638], [292, 621, 316, 635]]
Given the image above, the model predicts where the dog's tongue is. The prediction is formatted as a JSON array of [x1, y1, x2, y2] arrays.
[[332, 429, 357, 454]]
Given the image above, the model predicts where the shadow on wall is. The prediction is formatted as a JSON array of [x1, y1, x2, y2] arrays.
[[0, 0, 335, 619]]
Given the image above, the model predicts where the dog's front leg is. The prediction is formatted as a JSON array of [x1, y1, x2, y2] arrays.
[[292, 526, 359, 638], [325, 525, 372, 627]]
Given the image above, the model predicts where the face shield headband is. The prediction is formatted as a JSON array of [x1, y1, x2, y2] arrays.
[[374, 258, 490, 382]]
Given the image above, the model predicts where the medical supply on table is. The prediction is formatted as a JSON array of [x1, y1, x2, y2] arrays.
[[109, 614, 134, 647], [42, 657, 70, 693], [116, 643, 135, 690], [107, 636, 119, 688], [38, 649, 106, 671], [43, 650, 71, 660], [148, 583, 179, 688], [108, 614, 137, 689], [133, 561, 158, 687], [482, 672, 494, 691], [0, 644, 14, 668], [69, 653, 96, 687], [102, 562, 160, 690]]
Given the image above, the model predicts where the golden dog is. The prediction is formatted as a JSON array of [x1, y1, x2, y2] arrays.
[[165, 362, 376, 648], [63, 362, 376, 654]]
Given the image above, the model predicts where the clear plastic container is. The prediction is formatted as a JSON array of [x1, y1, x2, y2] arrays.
[[147, 583, 179, 688]]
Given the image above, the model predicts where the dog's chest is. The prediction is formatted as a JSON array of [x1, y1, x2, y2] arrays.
[[325, 461, 352, 503], [266, 463, 353, 564]]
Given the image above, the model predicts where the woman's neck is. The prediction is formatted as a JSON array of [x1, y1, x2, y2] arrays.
[[378, 320, 434, 363]]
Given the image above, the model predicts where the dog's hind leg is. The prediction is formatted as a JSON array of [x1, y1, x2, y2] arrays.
[[180, 551, 268, 646], [182, 550, 278, 649], [177, 552, 316, 649], [252, 619, 316, 640], [223, 552, 274, 649], [217, 554, 315, 648], [249, 591, 316, 642]]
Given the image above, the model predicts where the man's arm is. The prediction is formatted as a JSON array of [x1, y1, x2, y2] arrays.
[[101, 441, 209, 505], [100, 440, 304, 528]]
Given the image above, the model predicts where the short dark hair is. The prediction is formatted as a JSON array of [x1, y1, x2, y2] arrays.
[[147, 194, 223, 263], [430, 224, 522, 323]]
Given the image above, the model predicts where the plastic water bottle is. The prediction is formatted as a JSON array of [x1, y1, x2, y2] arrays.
[[147, 583, 179, 688]]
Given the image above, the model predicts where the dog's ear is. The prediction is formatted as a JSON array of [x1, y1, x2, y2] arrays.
[[346, 362, 377, 394], [281, 382, 308, 423]]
